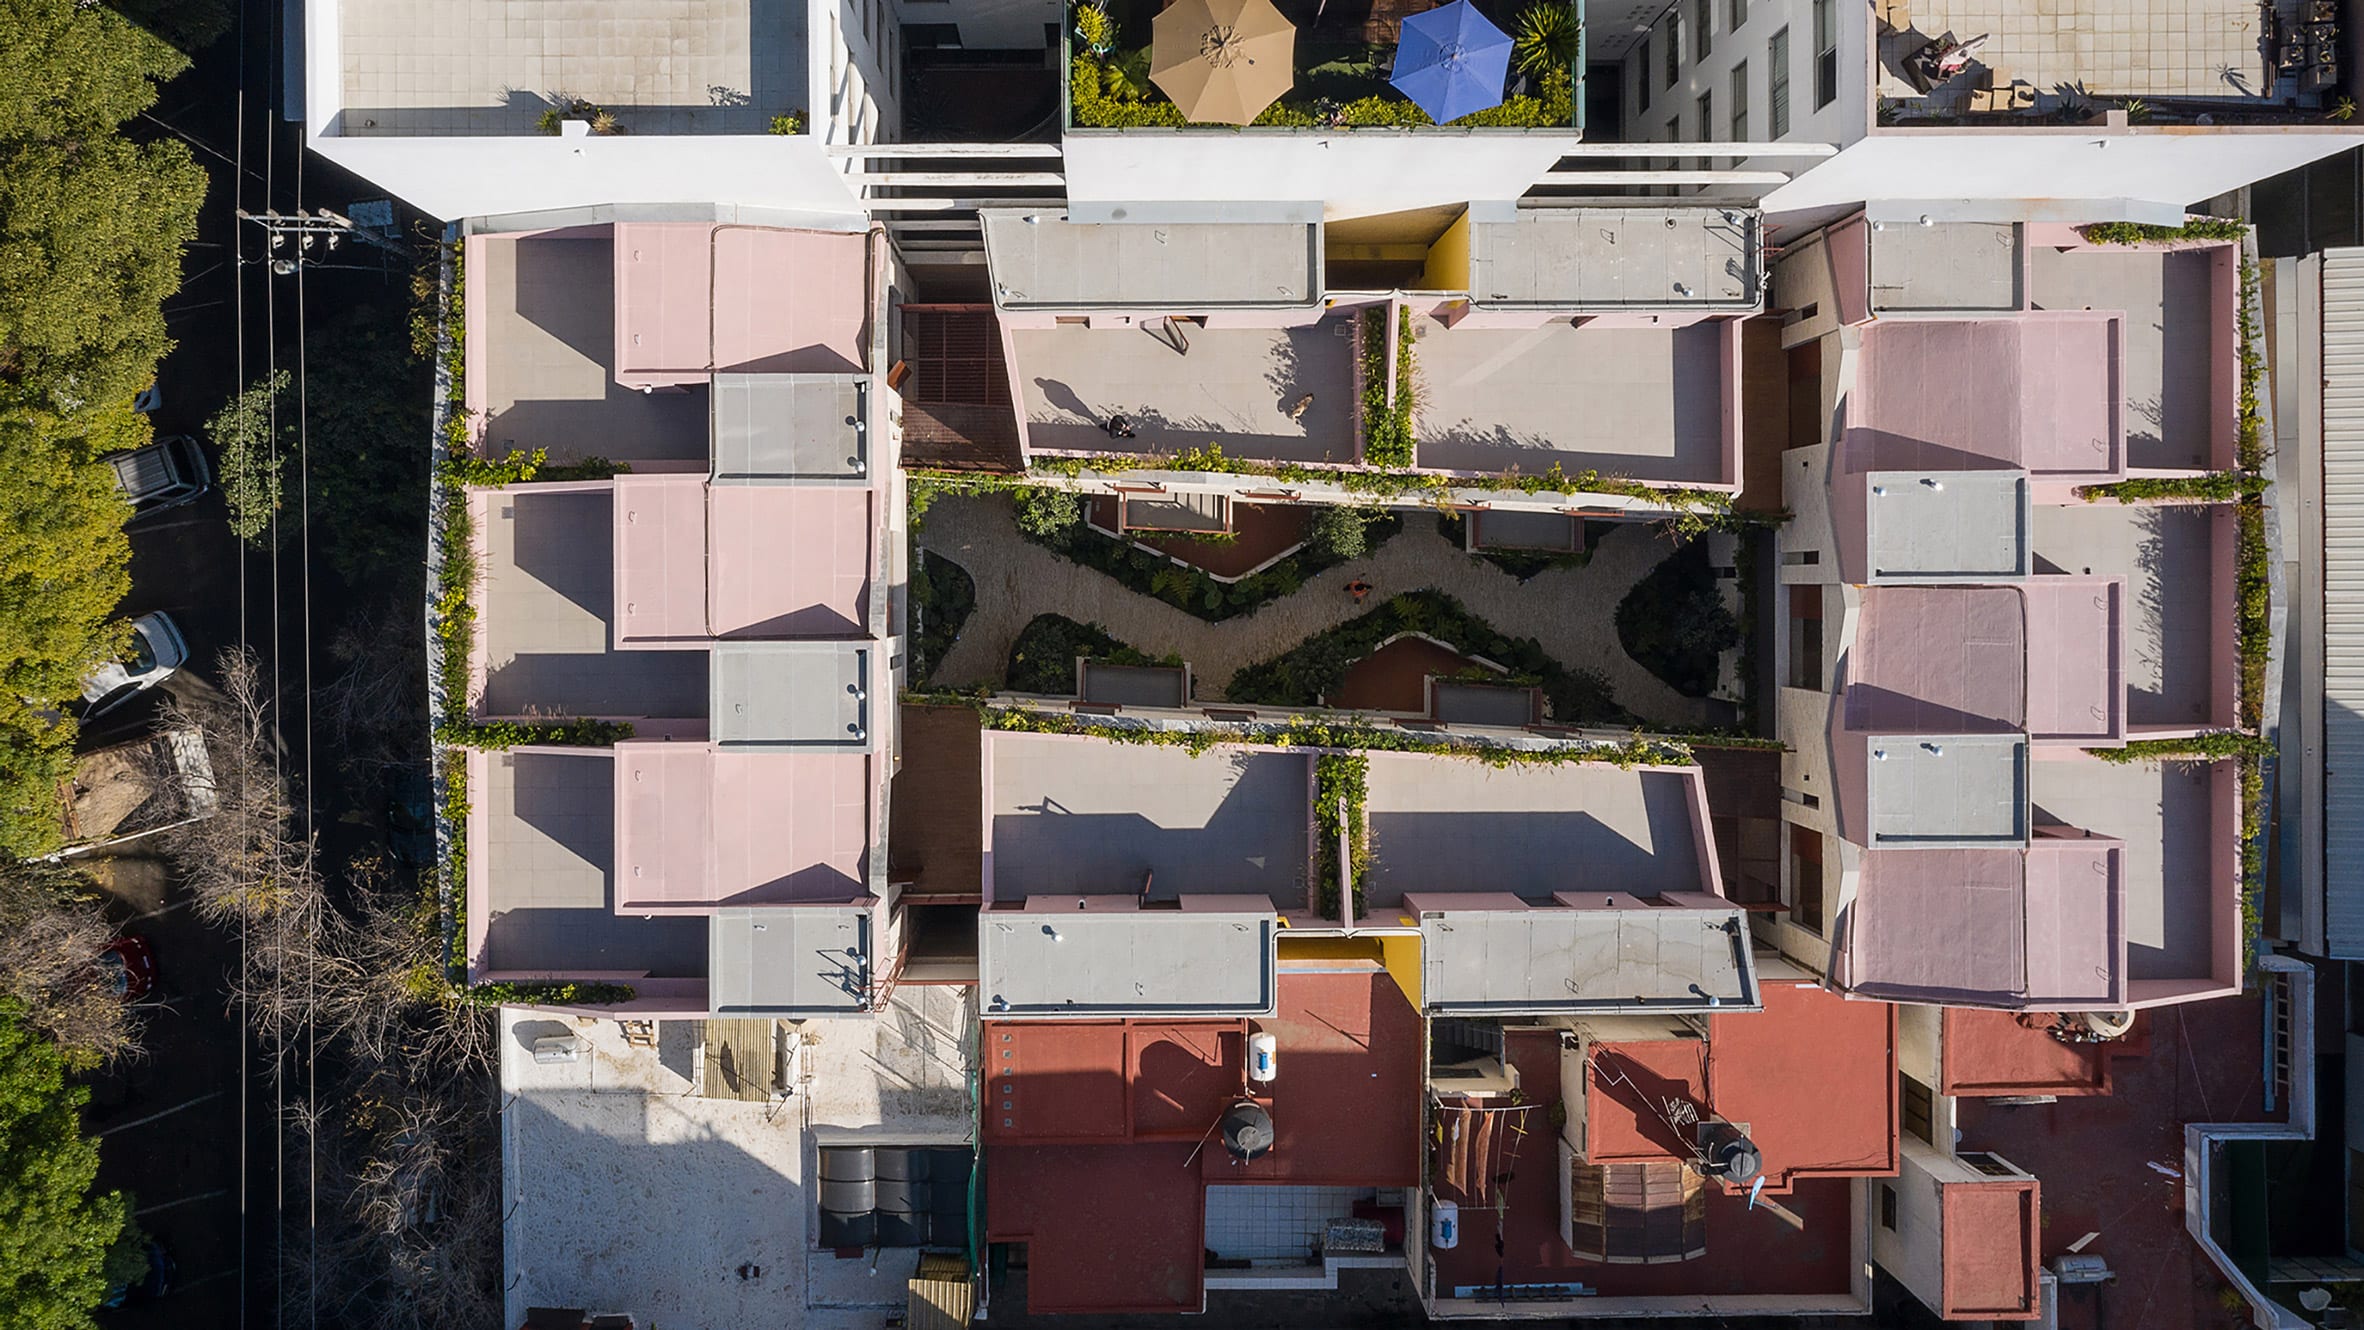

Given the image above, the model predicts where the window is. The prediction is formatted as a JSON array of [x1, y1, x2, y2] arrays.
[[1729, 60, 1748, 139], [904, 20, 961, 46], [1787, 584, 1822, 689], [1693, 0, 1713, 60], [1638, 35, 1652, 111], [1879, 1184, 1898, 1231], [1768, 27, 1791, 136], [1729, 0, 1748, 29], [1788, 824, 1823, 933], [1813, 0, 1838, 108], [1664, 14, 1681, 85], [1900, 1075, 1935, 1146], [1696, 89, 1712, 143]]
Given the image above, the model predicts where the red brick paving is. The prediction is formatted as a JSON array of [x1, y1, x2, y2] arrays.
[[1332, 635, 1479, 712], [1083, 497, 1311, 579]]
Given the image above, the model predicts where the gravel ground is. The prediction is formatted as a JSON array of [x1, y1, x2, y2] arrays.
[[915, 495, 1715, 728]]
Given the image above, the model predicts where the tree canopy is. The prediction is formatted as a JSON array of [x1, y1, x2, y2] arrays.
[[0, 1005, 130, 1330], [0, 0, 200, 857]]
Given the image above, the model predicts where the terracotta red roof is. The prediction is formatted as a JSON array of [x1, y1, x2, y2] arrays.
[[1941, 1178, 2042, 1321]]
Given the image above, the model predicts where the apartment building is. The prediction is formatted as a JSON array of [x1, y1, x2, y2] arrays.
[[1764, 217, 2249, 1012]]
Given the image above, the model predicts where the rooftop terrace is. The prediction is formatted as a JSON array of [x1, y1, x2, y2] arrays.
[[2027, 237, 2238, 473], [1878, 0, 2301, 118], [1011, 317, 1358, 466], [1410, 314, 1740, 485], [1361, 756, 1714, 908], [331, 0, 807, 137], [983, 731, 1312, 906]]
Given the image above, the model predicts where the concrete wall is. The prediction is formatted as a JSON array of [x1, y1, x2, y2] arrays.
[[1059, 134, 1579, 223], [1869, 1139, 1953, 1321], [1763, 129, 2364, 224]]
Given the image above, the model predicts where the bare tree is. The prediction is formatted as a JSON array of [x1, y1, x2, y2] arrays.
[[316, 603, 428, 788], [0, 860, 140, 1066]]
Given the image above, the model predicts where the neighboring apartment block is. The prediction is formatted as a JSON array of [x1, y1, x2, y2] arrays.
[[303, 0, 2343, 1327]]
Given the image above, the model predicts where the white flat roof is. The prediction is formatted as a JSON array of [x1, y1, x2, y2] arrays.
[[979, 910, 1276, 1017]]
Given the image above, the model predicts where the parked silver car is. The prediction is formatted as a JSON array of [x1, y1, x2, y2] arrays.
[[106, 435, 211, 513], [78, 613, 189, 718]]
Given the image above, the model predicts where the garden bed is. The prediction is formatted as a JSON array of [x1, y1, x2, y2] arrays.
[[1614, 539, 1739, 699], [1084, 496, 1310, 580], [1226, 589, 1624, 724], [1435, 510, 1608, 581], [1004, 614, 1179, 695], [1025, 503, 1401, 622]]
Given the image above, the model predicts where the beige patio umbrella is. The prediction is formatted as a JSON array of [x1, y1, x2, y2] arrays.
[[1151, 0, 1297, 125]]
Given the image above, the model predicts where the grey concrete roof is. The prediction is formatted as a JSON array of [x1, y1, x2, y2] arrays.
[[709, 906, 871, 1016], [1079, 662, 1190, 709], [979, 910, 1276, 1016], [981, 211, 1322, 310], [710, 642, 871, 747], [1864, 735, 2028, 846], [711, 374, 868, 482], [1465, 205, 1763, 310], [1418, 906, 1758, 1015], [1864, 470, 2031, 583], [1869, 222, 2023, 314]]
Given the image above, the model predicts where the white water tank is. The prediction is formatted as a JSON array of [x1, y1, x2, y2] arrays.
[[1248, 1032, 1279, 1083], [1430, 1199, 1460, 1250]]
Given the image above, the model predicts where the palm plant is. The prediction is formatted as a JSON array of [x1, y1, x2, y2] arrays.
[[1510, 3, 1580, 80], [1101, 48, 1155, 101], [1074, 2, 1118, 55]]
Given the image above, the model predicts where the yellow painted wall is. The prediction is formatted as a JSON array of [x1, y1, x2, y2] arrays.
[[1274, 934, 1422, 1007], [1379, 933, 1422, 1008], [1419, 210, 1473, 294]]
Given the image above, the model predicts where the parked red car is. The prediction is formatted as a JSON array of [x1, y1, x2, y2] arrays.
[[96, 936, 157, 1001]]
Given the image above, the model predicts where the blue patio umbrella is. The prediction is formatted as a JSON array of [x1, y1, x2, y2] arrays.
[[1389, 0, 1513, 124]]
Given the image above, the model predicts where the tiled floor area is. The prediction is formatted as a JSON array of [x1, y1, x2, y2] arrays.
[[1412, 318, 1730, 484], [335, 0, 805, 136], [1880, 0, 2279, 109], [1012, 321, 1358, 465], [1203, 1185, 1377, 1261]]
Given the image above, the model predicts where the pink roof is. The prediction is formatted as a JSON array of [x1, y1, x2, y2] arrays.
[[708, 487, 871, 638], [612, 223, 870, 388], [613, 473, 710, 645], [614, 742, 871, 911], [1848, 839, 2124, 1007], [1845, 578, 2125, 743], [2020, 577, 2125, 742], [1846, 587, 2025, 733], [1847, 313, 2124, 478]]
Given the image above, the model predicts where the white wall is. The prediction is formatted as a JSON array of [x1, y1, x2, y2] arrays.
[[1868, 1141, 1951, 1318], [827, 0, 901, 146], [1622, 0, 1869, 156], [1763, 128, 2364, 220], [309, 134, 870, 225], [1059, 133, 1579, 223]]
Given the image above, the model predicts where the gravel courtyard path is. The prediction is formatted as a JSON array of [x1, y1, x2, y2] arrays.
[[915, 495, 1715, 728]]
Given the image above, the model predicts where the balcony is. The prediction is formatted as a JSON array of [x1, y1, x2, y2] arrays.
[[327, 0, 808, 137]]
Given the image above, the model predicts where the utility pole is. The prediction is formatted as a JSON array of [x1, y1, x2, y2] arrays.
[[236, 207, 404, 272]]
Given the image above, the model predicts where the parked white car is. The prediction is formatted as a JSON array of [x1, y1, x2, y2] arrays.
[[78, 613, 188, 718]]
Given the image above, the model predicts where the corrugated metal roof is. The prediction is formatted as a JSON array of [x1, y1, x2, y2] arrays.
[[2320, 248, 2364, 957]]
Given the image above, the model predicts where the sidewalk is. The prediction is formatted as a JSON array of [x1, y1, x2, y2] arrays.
[[915, 495, 1715, 728]]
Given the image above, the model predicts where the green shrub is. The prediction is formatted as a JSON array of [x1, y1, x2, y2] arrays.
[[1314, 753, 1371, 915], [1306, 506, 1376, 560], [1614, 540, 1739, 698], [1067, 56, 1572, 129], [1006, 614, 1169, 694], [910, 551, 977, 687], [462, 980, 636, 1006], [1074, 2, 1118, 53], [1011, 485, 1083, 538], [2078, 471, 2265, 503], [2085, 732, 2275, 764], [768, 112, 806, 134], [208, 368, 291, 546], [2078, 216, 2247, 246], [1359, 307, 1418, 468]]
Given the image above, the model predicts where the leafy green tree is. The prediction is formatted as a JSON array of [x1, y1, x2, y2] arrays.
[[208, 368, 292, 545], [0, 134, 206, 414], [0, 1003, 131, 1329], [0, 405, 134, 857], [0, 0, 189, 140], [1012, 486, 1082, 539]]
